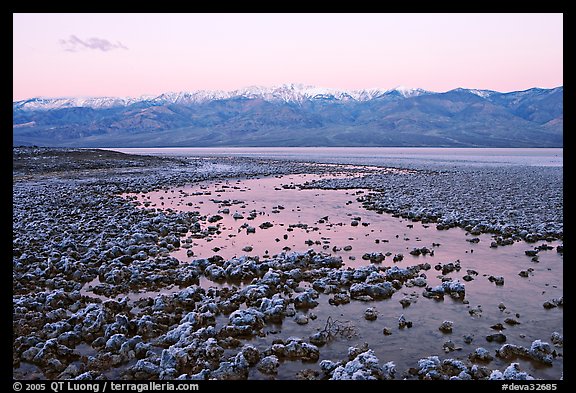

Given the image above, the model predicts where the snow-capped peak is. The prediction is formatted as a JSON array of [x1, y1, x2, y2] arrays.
[[387, 86, 430, 98], [450, 88, 498, 98], [468, 89, 496, 98]]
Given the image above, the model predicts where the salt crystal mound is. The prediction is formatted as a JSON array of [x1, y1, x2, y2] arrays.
[[489, 363, 535, 380], [496, 340, 555, 365], [327, 347, 396, 380]]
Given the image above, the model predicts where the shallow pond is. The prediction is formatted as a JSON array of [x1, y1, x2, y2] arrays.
[[116, 171, 563, 379]]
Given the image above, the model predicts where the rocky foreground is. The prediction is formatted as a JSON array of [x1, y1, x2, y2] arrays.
[[13, 147, 563, 380]]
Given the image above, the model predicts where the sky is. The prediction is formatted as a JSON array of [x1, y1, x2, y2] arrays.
[[13, 13, 563, 100]]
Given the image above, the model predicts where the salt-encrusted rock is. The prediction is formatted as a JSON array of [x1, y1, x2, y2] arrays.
[[220, 308, 266, 337], [468, 364, 491, 380], [309, 331, 330, 346], [73, 371, 99, 380], [129, 359, 162, 379], [136, 315, 161, 339], [399, 296, 413, 308], [229, 308, 265, 328], [241, 284, 271, 304], [468, 306, 482, 317], [452, 370, 472, 380], [443, 340, 457, 353], [469, 347, 493, 362], [529, 340, 554, 365], [442, 280, 466, 297], [159, 349, 178, 370], [551, 332, 563, 347], [416, 357, 468, 380], [496, 340, 554, 365], [439, 321, 453, 333], [259, 295, 286, 323], [365, 271, 386, 284], [204, 264, 226, 281], [294, 291, 319, 309], [117, 336, 144, 361], [159, 368, 178, 380], [43, 320, 73, 339], [281, 338, 320, 361], [319, 359, 340, 375], [364, 307, 378, 321], [543, 296, 563, 309], [328, 293, 350, 306], [23, 338, 76, 369], [489, 363, 535, 380], [158, 322, 197, 346], [105, 334, 127, 353], [57, 331, 82, 347], [406, 276, 427, 287], [417, 356, 441, 378], [329, 348, 395, 380], [423, 280, 466, 300], [398, 314, 413, 328], [239, 345, 261, 366], [211, 353, 249, 380], [385, 265, 415, 281], [257, 355, 280, 375], [350, 282, 395, 300]]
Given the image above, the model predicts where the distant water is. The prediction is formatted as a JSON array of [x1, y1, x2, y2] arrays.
[[109, 147, 563, 168]]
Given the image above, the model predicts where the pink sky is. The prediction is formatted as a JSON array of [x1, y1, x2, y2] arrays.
[[13, 13, 563, 100]]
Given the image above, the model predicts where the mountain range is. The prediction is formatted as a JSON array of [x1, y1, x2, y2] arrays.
[[12, 83, 563, 148]]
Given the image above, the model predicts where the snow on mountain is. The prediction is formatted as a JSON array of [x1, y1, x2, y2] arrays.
[[387, 86, 430, 98], [449, 87, 498, 98], [13, 95, 152, 111], [13, 84, 515, 111], [468, 89, 497, 98]]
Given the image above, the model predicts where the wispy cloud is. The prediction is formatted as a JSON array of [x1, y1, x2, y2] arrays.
[[59, 35, 128, 52]]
